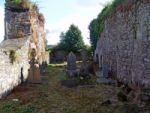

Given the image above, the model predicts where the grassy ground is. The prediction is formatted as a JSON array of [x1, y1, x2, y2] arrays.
[[0, 63, 149, 113]]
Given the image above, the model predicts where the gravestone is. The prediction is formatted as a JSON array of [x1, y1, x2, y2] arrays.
[[40, 61, 48, 75], [96, 64, 116, 85], [80, 49, 89, 78], [28, 49, 41, 83], [80, 49, 87, 64], [102, 64, 109, 78], [66, 52, 77, 77]]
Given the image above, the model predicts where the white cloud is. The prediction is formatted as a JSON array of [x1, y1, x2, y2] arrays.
[[74, 0, 113, 9], [45, 25, 62, 45], [0, 0, 113, 46], [46, 6, 100, 45], [0, 6, 4, 43], [46, 0, 113, 45], [74, 0, 101, 9], [46, 14, 91, 45], [58, 14, 90, 44], [46, 32, 61, 45]]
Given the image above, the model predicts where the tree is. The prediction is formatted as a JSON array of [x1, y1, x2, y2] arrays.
[[58, 24, 85, 53], [88, 19, 99, 52], [59, 32, 66, 49]]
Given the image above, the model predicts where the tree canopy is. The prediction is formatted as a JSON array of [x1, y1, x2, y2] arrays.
[[88, 19, 99, 51], [54, 24, 85, 53]]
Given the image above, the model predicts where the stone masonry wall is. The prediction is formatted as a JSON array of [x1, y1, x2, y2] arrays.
[[0, 38, 30, 98], [95, 0, 150, 88], [5, 1, 31, 40], [0, 0, 47, 98]]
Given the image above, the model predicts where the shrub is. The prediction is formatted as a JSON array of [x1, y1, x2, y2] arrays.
[[13, 0, 22, 5], [10, 0, 32, 9], [9, 50, 17, 64], [32, 2, 39, 12]]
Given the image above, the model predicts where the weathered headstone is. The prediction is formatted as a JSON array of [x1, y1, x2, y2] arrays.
[[102, 64, 109, 78], [96, 64, 116, 85], [28, 49, 41, 83], [40, 61, 48, 75], [66, 52, 77, 77], [80, 49, 89, 78], [80, 49, 87, 63]]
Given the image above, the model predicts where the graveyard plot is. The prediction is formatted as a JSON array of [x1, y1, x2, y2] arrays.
[[0, 62, 149, 113]]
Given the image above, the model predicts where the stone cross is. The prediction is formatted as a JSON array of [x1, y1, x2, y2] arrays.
[[66, 52, 77, 77]]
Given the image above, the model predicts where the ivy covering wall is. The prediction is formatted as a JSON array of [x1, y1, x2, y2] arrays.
[[89, 0, 125, 51]]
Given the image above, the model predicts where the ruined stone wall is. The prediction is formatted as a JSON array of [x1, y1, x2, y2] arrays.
[[5, 1, 31, 40], [0, 0, 47, 98], [95, 0, 150, 88], [0, 38, 30, 98], [30, 11, 46, 64], [5, 0, 47, 64]]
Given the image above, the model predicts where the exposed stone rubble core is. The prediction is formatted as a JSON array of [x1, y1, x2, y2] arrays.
[[0, 0, 48, 98], [95, 0, 150, 88]]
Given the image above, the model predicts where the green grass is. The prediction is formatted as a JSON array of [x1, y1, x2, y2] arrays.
[[0, 101, 36, 113], [0, 63, 148, 113]]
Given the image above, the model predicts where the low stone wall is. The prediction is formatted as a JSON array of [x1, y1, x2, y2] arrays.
[[95, 0, 150, 88], [0, 38, 30, 98]]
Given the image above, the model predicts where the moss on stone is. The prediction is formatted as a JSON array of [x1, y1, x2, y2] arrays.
[[9, 50, 17, 64]]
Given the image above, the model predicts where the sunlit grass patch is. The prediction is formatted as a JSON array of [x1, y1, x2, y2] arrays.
[[48, 61, 82, 67], [49, 62, 67, 67]]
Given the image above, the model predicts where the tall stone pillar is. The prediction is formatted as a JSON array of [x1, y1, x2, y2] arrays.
[[4, 0, 31, 40]]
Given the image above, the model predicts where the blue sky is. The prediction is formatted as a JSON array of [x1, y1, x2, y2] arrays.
[[0, 0, 112, 45]]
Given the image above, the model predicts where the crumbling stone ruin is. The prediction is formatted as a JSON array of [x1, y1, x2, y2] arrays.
[[0, 0, 48, 98], [95, 0, 150, 102]]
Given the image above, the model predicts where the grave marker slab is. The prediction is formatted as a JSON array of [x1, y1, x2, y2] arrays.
[[66, 52, 77, 77]]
